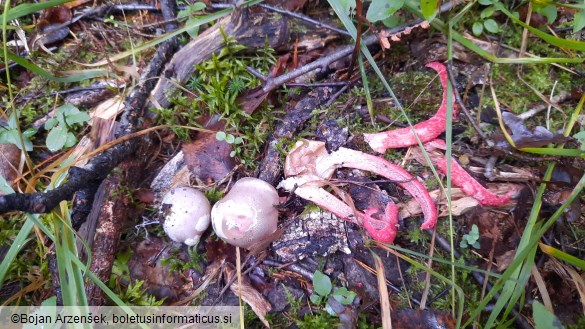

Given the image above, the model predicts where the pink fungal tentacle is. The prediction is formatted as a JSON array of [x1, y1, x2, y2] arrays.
[[278, 175, 401, 243], [363, 202, 399, 244], [423, 139, 511, 206], [317, 147, 438, 230], [363, 62, 457, 154]]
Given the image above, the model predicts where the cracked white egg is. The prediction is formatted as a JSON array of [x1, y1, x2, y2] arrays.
[[161, 186, 211, 246], [211, 177, 279, 249]]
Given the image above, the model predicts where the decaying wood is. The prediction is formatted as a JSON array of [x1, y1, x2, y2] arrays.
[[151, 8, 289, 108], [256, 87, 332, 185], [84, 174, 125, 306]]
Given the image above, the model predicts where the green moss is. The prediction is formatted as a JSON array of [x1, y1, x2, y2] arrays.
[[159, 36, 276, 170]]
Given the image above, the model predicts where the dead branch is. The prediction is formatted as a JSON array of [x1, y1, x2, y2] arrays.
[[0, 0, 179, 215], [151, 7, 290, 108]]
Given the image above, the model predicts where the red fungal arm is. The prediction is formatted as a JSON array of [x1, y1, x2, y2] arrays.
[[280, 175, 361, 225], [363, 202, 399, 244], [364, 62, 457, 154], [423, 139, 511, 206], [278, 175, 401, 243], [317, 147, 438, 230]]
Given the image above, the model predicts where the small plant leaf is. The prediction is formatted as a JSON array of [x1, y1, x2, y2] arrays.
[[0, 128, 33, 151], [225, 134, 235, 144], [478, 0, 495, 5], [46, 125, 68, 152], [472, 21, 484, 36], [234, 137, 244, 144], [44, 118, 58, 130], [460, 240, 469, 249], [366, 0, 405, 22], [23, 296, 58, 329], [338, 0, 356, 15], [536, 5, 557, 25], [23, 128, 37, 138], [574, 131, 585, 151], [332, 287, 357, 305], [420, 0, 438, 21], [64, 132, 77, 148], [64, 112, 91, 125], [533, 301, 564, 329], [471, 224, 479, 235], [483, 19, 499, 33], [58, 104, 79, 116], [229, 150, 236, 157], [310, 293, 322, 305], [313, 270, 332, 297], [574, 9, 585, 33], [215, 131, 226, 141], [480, 5, 496, 19]]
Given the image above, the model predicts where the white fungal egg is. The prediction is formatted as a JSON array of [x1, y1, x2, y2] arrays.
[[211, 177, 279, 249], [161, 186, 211, 246]]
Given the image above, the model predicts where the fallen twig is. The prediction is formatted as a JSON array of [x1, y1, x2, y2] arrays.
[[0, 0, 179, 215]]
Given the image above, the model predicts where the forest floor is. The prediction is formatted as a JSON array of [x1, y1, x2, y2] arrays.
[[1, 0, 585, 328]]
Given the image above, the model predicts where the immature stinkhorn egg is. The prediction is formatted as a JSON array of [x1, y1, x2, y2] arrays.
[[211, 177, 279, 249], [161, 186, 211, 246]]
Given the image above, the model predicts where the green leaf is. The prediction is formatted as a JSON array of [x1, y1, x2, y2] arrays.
[[225, 134, 235, 144], [483, 19, 499, 33], [382, 15, 404, 28], [64, 112, 91, 125], [310, 293, 322, 305], [58, 104, 80, 116], [460, 240, 469, 249], [0, 128, 33, 151], [46, 125, 68, 152], [44, 118, 58, 130], [23, 297, 59, 329], [338, 0, 356, 15], [480, 5, 497, 19], [23, 128, 37, 138], [313, 270, 332, 297], [472, 241, 481, 249], [472, 21, 484, 36], [420, 0, 437, 21], [234, 137, 244, 144], [7, 52, 111, 83], [537, 5, 557, 24], [332, 287, 357, 305], [533, 301, 564, 329], [573, 131, 585, 151], [366, 0, 405, 22], [229, 150, 236, 157], [478, 0, 495, 5], [499, 6, 585, 51], [64, 132, 77, 148], [575, 9, 585, 34], [539, 242, 585, 271], [215, 131, 226, 141]]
